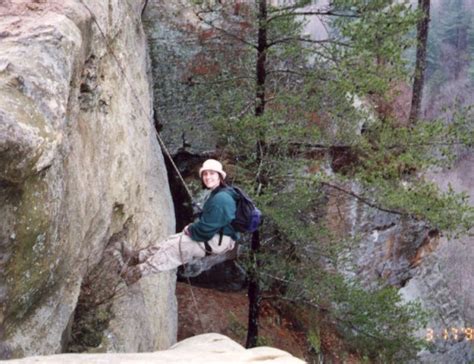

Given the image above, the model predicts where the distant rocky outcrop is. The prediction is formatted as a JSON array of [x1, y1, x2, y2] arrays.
[[0, 0, 176, 358], [4, 333, 306, 364], [410, 153, 474, 363], [326, 158, 474, 363]]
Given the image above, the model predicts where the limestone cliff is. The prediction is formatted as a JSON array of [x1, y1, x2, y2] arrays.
[[0, 0, 176, 358]]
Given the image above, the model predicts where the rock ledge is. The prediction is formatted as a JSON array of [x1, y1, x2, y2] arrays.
[[5, 333, 306, 364]]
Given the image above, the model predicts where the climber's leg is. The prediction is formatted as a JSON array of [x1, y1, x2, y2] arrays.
[[121, 233, 236, 285], [137, 233, 207, 275]]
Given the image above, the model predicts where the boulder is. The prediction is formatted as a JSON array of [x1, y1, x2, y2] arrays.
[[0, 0, 176, 358]]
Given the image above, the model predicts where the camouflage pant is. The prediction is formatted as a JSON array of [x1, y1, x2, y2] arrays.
[[136, 232, 236, 276]]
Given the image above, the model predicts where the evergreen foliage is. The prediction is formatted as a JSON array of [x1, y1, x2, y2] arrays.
[[159, 0, 474, 361]]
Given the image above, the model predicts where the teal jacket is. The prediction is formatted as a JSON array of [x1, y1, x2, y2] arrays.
[[189, 187, 239, 242]]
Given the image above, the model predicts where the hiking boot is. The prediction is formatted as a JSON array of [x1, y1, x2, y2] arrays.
[[120, 241, 140, 266], [120, 266, 142, 286]]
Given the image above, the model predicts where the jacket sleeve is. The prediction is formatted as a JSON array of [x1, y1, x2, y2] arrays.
[[189, 192, 236, 241]]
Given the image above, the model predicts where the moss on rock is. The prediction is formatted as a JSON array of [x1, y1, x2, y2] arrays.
[[4, 174, 54, 334]]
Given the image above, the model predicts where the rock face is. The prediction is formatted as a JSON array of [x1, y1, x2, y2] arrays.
[[326, 160, 474, 362], [409, 153, 474, 364], [3, 333, 306, 364], [0, 0, 176, 358], [143, 0, 218, 155]]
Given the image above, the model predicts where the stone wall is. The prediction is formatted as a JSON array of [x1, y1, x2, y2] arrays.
[[0, 0, 176, 358]]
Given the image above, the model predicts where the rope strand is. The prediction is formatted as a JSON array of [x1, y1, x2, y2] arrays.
[[178, 234, 206, 334]]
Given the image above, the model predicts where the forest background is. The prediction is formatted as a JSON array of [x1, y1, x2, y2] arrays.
[[146, 0, 474, 362]]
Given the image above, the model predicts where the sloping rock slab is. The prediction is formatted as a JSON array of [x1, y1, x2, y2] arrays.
[[4, 333, 305, 363]]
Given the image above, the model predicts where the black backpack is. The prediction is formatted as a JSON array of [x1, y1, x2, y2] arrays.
[[228, 186, 262, 233]]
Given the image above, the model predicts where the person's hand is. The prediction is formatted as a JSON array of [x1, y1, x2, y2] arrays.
[[183, 224, 191, 236]]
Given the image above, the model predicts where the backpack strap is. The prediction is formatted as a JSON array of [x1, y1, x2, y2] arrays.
[[203, 240, 212, 256], [218, 228, 224, 246], [204, 229, 224, 256]]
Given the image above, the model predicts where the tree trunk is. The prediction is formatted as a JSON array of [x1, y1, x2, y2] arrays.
[[246, 0, 267, 348], [409, 0, 430, 123], [255, 0, 267, 118], [255, 0, 268, 179], [245, 230, 261, 348]]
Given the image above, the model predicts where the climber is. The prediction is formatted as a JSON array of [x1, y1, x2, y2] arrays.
[[119, 159, 239, 285]]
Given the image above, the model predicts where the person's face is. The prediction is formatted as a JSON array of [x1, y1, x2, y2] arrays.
[[202, 170, 221, 190]]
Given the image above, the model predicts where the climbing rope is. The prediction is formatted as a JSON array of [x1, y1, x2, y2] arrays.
[[78, 0, 195, 202]]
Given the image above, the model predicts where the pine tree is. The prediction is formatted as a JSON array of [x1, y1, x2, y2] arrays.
[[409, 0, 430, 123], [153, 0, 474, 359]]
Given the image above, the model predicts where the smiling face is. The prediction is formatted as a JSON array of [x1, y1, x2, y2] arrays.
[[201, 170, 221, 190]]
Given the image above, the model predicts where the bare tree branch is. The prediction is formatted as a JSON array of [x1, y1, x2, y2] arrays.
[[268, 36, 350, 48], [267, 2, 310, 14], [267, 68, 308, 77], [181, 75, 254, 86], [268, 10, 360, 23], [321, 182, 407, 216], [236, 99, 256, 119], [194, 10, 257, 49]]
